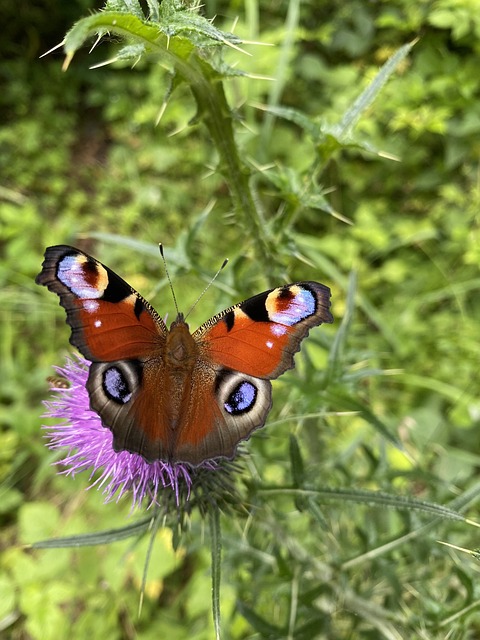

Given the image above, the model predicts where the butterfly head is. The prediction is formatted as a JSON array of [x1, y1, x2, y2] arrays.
[[170, 312, 188, 330]]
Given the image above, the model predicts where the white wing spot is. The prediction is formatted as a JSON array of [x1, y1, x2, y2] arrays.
[[94, 319, 102, 328], [271, 324, 287, 337], [266, 340, 273, 349], [83, 300, 100, 313]]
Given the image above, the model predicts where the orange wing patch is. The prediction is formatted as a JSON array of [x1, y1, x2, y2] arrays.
[[77, 296, 162, 361], [197, 283, 333, 379], [201, 310, 291, 378]]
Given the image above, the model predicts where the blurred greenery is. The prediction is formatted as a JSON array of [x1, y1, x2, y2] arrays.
[[1, 0, 480, 638]]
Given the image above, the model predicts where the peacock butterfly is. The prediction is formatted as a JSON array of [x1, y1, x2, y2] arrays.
[[36, 245, 333, 465]]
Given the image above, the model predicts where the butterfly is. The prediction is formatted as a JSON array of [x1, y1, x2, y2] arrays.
[[36, 245, 333, 466]]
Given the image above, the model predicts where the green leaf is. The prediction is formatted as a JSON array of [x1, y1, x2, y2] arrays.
[[289, 434, 305, 488], [104, 0, 144, 19], [258, 487, 470, 522], [21, 583, 73, 640], [31, 515, 153, 548], [145, 0, 160, 22], [209, 506, 222, 640], [325, 270, 357, 386], [64, 1, 245, 65], [338, 40, 417, 135], [0, 574, 16, 621], [237, 600, 284, 635], [18, 502, 60, 544], [323, 387, 402, 449]]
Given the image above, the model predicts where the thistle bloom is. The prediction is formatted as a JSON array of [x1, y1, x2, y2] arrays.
[[43, 355, 219, 510]]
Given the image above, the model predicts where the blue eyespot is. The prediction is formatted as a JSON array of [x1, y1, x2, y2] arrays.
[[103, 366, 132, 404], [57, 255, 103, 299], [270, 288, 315, 325], [225, 381, 257, 415]]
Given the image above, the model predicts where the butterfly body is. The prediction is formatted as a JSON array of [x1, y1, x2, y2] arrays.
[[37, 246, 333, 465]]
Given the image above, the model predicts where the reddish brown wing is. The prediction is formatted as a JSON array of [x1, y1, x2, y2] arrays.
[[36, 245, 167, 361], [165, 282, 334, 463], [37, 246, 174, 462], [86, 359, 173, 461], [194, 282, 333, 378], [171, 365, 273, 464]]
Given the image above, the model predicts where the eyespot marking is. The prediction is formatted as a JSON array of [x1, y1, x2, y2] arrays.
[[267, 286, 316, 325], [103, 366, 132, 404], [57, 255, 108, 299], [224, 380, 257, 415]]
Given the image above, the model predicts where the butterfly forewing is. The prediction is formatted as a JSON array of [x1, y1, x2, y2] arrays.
[[36, 245, 167, 361], [195, 282, 333, 378]]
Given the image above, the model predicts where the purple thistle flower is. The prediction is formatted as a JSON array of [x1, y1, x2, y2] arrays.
[[42, 355, 220, 510]]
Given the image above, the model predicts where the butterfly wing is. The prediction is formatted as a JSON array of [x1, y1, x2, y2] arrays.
[[194, 282, 333, 378], [36, 245, 167, 361], [171, 282, 333, 462], [171, 365, 273, 464], [37, 245, 175, 461]]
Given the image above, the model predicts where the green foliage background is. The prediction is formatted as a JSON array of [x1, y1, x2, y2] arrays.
[[1, 0, 480, 638]]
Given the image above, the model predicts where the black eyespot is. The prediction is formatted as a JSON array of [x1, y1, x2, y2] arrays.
[[224, 381, 257, 415], [103, 366, 132, 404]]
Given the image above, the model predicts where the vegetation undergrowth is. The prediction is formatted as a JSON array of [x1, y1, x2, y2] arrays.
[[1, 0, 479, 638]]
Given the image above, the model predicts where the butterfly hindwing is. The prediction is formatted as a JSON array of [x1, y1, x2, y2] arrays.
[[172, 366, 273, 464], [87, 358, 173, 461]]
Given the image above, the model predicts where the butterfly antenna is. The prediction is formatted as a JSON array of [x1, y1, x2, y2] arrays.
[[184, 257, 229, 321], [159, 243, 180, 316]]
